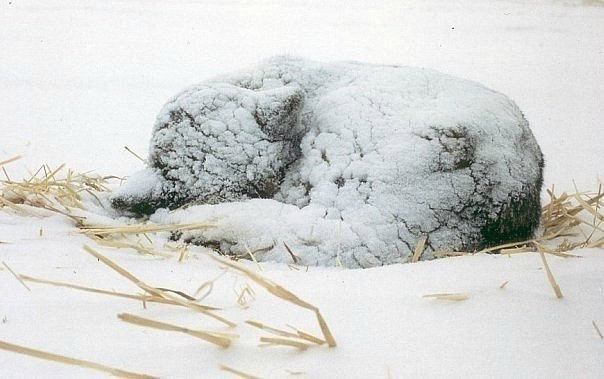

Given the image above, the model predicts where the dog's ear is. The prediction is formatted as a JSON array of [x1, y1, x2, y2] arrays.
[[254, 85, 305, 140]]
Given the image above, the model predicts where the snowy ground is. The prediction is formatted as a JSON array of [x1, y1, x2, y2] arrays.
[[1, 0, 603, 378]]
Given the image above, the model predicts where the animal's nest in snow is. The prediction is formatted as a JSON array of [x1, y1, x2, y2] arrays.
[[0, 160, 602, 261]]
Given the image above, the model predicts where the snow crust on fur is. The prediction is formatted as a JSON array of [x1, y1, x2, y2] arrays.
[[112, 56, 543, 268]]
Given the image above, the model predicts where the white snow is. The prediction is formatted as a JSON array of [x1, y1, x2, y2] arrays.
[[1, 0, 603, 378], [111, 168, 164, 205]]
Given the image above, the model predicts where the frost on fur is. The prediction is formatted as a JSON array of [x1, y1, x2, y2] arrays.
[[111, 56, 544, 268]]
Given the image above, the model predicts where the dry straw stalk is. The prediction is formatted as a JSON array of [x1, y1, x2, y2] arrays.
[[259, 337, 311, 350], [538, 249, 564, 299], [0, 155, 22, 167], [423, 293, 470, 301], [118, 313, 236, 348], [81, 222, 214, 237], [83, 245, 235, 327], [0, 340, 156, 379], [210, 254, 337, 347], [2, 261, 31, 291], [246, 320, 325, 346], [19, 274, 219, 311], [412, 236, 427, 263], [0, 162, 114, 223], [219, 364, 262, 379]]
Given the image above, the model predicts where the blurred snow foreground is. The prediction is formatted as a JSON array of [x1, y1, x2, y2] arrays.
[[112, 56, 544, 268]]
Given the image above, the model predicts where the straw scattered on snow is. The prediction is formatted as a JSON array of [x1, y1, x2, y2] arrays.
[[219, 363, 262, 379], [210, 253, 337, 348], [118, 313, 237, 348], [0, 162, 114, 224], [83, 244, 334, 351], [1, 159, 603, 374], [0, 155, 22, 168], [246, 320, 325, 347], [19, 274, 220, 311], [422, 293, 470, 302], [83, 245, 235, 327], [2, 261, 31, 292], [0, 340, 157, 379], [81, 222, 214, 237], [538, 248, 564, 299]]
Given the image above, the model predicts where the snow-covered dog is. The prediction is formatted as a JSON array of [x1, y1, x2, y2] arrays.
[[112, 56, 544, 268]]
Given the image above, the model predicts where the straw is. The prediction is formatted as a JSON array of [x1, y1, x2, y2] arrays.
[[412, 236, 427, 263], [219, 364, 262, 379], [423, 293, 470, 301], [81, 222, 214, 237], [0, 162, 115, 221], [236, 284, 255, 307], [83, 245, 235, 327], [259, 337, 311, 350], [538, 249, 564, 299], [286, 369, 306, 376], [90, 236, 174, 258], [468, 186, 602, 258], [245, 243, 263, 271], [118, 313, 236, 348], [286, 324, 327, 345], [246, 320, 325, 346], [0, 196, 38, 216], [0, 155, 22, 167], [283, 242, 300, 264], [124, 146, 145, 162], [19, 274, 220, 311], [0, 340, 157, 379], [2, 261, 31, 291], [210, 254, 336, 347], [177, 244, 188, 262]]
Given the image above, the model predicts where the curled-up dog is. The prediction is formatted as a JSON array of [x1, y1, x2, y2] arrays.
[[112, 56, 544, 268]]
